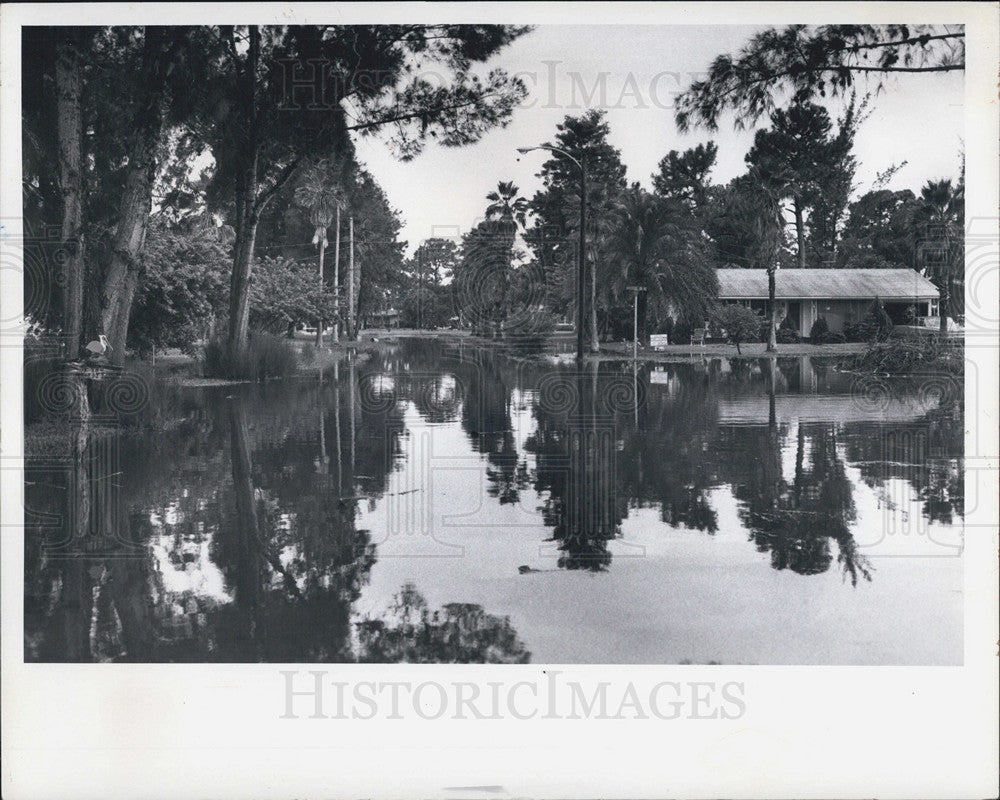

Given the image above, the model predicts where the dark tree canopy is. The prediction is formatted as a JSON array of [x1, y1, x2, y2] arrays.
[[651, 141, 718, 209]]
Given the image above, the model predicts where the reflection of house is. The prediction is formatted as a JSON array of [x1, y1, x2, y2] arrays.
[[718, 394, 938, 425], [716, 269, 940, 335]]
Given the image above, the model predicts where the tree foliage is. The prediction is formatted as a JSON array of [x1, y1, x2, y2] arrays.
[[601, 186, 717, 341], [651, 141, 718, 210], [675, 24, 964, 132], [131, 216, 233, 354], [713, 304, 763, 354], [744, 98, 861, 268], [194, 24, 529, 351], [525, 110, 627, 321], [249, 254, 336, 333]]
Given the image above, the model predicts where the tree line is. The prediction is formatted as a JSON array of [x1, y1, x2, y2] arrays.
[[23, 24, 530, 367], [399, 100, 962, 345], [24, 24, 965, 362]]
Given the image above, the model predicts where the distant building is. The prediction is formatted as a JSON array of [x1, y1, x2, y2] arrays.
[[367, 308, 400, 329], [716, 268, 940, 335]]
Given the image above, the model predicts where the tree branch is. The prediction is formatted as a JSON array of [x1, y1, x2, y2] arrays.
[[254, 155, 304, 216], [346, 93, 503, 133], [837, 31, 964, 54]]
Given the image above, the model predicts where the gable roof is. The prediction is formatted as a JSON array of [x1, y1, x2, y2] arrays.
[[716, 269, 939, 300]]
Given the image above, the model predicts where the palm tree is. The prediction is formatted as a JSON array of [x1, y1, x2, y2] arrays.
[[603, 187, 717, 344], [294, 158, 347, 346], [742, 166, 789, 352], [482, 182, 528, 336], [915, 178, 964, 332], [485, 180, 529, 228], [563, 183, 616, 350]]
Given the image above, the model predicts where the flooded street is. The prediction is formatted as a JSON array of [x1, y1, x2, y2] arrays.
[[25, 339, 963, 664]]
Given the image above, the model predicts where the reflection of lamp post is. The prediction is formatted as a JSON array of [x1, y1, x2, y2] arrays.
[[517, 145, 586, 362], [626, 285, 646, 361]]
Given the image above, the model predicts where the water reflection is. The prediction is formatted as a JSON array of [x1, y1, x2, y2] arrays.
[[24, 340, 963, 662], [355, 582, 530, 663]]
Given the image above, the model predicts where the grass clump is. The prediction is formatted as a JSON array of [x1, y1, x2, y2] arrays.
[[202, 332, 299, 381]]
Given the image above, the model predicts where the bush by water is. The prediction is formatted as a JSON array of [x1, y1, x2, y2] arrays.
[[202, 332, 299, 380]]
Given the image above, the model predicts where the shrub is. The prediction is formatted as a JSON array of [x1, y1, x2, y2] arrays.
[[846, 298, 894, 343], [202, 332, 299, 381], [775, 316, 801, 343], [843, 322, 864, 342], [504, 307, 558, 351], [713, 304, 763, 354], [673, 319, 695, 344], [809, 316, 848, 344], [809, 316, 830, 341]]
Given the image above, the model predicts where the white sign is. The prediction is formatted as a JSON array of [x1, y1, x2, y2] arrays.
[[649, 334, 670, 349]]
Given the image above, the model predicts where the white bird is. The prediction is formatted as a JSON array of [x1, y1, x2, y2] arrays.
[[84, 334, 112, 359]]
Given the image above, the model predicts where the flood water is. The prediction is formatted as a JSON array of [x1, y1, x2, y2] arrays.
[[24, 338, 964, 664]]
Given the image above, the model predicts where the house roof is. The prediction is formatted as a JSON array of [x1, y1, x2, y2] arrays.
[[716, 269, 939, 300]]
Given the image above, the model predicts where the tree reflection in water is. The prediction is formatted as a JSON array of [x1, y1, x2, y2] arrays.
[[459, 349, 530, 505], [720, 359, 871, 585], [23, 340, 963, 661], [355, 582, 530, 663], [526, 364, 621, 570]]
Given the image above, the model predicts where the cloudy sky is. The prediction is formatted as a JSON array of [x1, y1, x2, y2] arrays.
[[348, 25, 964, 255]]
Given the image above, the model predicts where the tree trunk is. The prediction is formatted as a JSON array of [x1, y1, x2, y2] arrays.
[[333, 205, 340, 343], [228, 205, 259, 358], [227, 397, 264, 654], [637, 289, 648, 347], [348, 215, 356, 340], [55, 30, 85, 360], [316, 238, 326, 347], [766, 266, 777, 352], [226, 26, 266, 362], [794, 198, 806, 269], [588, 250, 599, 354], [98, 27, 174, 364]]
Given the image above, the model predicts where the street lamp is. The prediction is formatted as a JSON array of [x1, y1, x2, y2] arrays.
[[517, 145, 587, 362]]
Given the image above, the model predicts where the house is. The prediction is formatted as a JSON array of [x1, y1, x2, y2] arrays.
[[716, 268, 940, 335], [366, 308, 400, 329]]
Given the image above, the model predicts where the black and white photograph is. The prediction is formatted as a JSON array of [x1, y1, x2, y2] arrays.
[[2, 3, 997, 798]]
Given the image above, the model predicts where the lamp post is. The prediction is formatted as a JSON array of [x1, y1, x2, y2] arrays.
[[517, 145, 587, 362], [626, 285, 646, 361]]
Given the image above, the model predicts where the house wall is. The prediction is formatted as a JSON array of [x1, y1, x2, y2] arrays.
[[811, 300, 868, 333], [721, 297, 936, 337]]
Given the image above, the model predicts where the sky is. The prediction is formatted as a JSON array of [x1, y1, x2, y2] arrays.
[[347, 25, 965, 256]]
